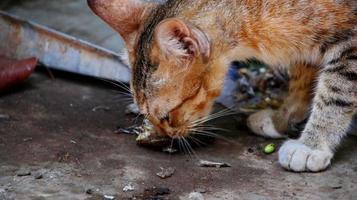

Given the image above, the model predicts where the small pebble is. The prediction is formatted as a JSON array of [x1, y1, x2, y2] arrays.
[[0, 114, 10, 122], [123, 183, 135, 192], [199, 160, 231, 168], [23, 137, 33, 142], [104, 195, 115, 200], [188, 192, 204, 200], [332, 186, 342, 190], [156, 167, 175, 179], [195, 188, 207, 194], [86, 189, 93, 195], [34, 172, 43, 179], [17, 170, 31, 177], [144, 187, 170, 197], [162, 147, 178, 154], [154, 187, 170, 195], [92, 105, 110, 112]]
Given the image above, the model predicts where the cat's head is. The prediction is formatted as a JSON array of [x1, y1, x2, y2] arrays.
[[88, 0, 224, 138]]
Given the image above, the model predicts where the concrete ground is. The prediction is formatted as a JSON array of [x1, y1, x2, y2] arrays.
[[0, 71, 356, 200], [0, 1, 357, 200]]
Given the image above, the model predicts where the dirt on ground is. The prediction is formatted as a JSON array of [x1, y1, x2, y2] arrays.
[[0, 71, 356, 200]]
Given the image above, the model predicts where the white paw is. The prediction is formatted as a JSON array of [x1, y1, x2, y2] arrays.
[[247, 109, 285, 138], [279, 140, 333, 172]]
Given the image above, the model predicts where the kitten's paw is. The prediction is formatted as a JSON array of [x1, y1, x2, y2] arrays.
[[279, 140, 333, 172], [247, 109, 285, 138]]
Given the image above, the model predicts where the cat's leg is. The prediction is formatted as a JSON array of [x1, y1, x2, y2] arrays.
[[279, 46, 357, 172], [247, 63, 317, 138]]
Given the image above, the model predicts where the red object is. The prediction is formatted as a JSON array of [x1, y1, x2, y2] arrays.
[[0, 56, 38, 91]]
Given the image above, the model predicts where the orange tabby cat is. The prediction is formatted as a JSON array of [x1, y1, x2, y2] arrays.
[[88, 0, 357, 172]]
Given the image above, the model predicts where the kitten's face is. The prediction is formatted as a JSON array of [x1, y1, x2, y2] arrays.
[[131, 40, 218, 138], [88, 0, 222, 138]]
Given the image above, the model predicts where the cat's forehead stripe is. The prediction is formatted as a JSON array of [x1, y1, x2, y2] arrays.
[[133, 0, 185, 91]]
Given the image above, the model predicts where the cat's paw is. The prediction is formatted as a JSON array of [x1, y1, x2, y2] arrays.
[[279, 140, 333, 172], [247, 109, 285, 138]]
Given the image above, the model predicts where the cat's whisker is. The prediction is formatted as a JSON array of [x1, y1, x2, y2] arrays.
[[191, 132, 229, 142], [188, 123, 230, 139], [190, 129, 230, 142], [114, 81, 132, 93], [193, 124, 223, 129], [178, 138, 185, 155], [109, 88, 133, 97], [182, 137, 200, 160], [182, 137, 197, 160], [113, 94, 132, 99], [190, 125, 229, 132], [187, 135, 207, 147], [189, 111, 236, 127], [179, 136, 192, 159], [190, 107, 237, 125], [140, 114, 149, 127], [191, 113, 236, 126], [116, 91, 133, 97], [142, 114, 147, 122], [115, 98, 134, 105], [119, 97, 133, 102], [168, 137, 175, 160], [209, 108, 237, 118], [119, 100, 134, 105], [121, 99, 134, 103], [179, 137, 192, 159], [115, 96, 133, 101], [133, 112, 142, 124], [100, 78, 132, 94]]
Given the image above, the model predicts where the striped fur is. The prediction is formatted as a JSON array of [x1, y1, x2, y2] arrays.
[[89, 0, 357, 172]]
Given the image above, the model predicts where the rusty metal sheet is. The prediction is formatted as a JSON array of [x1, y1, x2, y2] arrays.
[[0, 11, 130, 83]]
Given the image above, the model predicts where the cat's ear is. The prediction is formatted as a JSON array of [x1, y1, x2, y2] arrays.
[[155, 18, 211, 64], [88, 0, 152, 49]]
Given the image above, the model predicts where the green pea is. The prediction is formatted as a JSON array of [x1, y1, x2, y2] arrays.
[[264, 143, 276, 154]]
